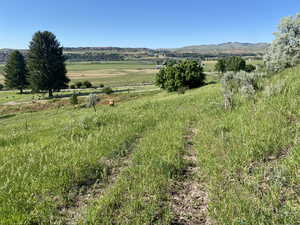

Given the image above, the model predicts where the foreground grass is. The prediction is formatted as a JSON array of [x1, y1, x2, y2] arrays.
[[194, 66, 300, 224], [0, 65, 299, 224]]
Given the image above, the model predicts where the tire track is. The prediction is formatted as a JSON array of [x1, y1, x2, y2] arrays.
[[59, 136, 141, 225], [171, 127, 212, 225]]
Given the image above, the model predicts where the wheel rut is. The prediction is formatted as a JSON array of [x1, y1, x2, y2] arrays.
[[170, 126, 212, 225], [59, 136, 141, 225]]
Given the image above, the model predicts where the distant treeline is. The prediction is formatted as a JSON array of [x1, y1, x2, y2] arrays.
[[0, 47, 263, 63], [64, 47, 157, 53], [65, 52, 125, 62]]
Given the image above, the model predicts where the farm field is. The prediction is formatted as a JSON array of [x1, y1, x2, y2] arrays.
[[66, 61, 156, 87], [0, 61, 157, 87], [0, 64, 299, 225]]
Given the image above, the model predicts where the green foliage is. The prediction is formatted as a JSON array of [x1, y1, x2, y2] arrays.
[[69, 93, 78, 105], [3, 50, 28, 94], [215, 58, 227, 73], [99, 83, 104, 88], [244, 64, 256, 73], [225, 56, 246, 72], [0, 83, 3, 90], [27, 31, 70, 97], [155, 60, 206, 92], [83, 80, 92, 88], [75, 81, 83, 88], [70, 84, 76, 89], [103, 87, 113, 94], [264, 13, 300, 72], [215, 57, 249, 73]]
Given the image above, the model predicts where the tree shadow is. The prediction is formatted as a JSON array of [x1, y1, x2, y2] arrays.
[[0, 114, 16, 120], [203, 81, 217, 86]]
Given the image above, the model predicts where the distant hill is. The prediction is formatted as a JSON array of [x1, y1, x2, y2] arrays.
[[0, 42, 269, 63], [171, 42, 269, 55]]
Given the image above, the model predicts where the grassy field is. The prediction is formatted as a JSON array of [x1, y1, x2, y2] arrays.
[[0, 61, 157, 87], [66, 61, 156, 87], [0, 63, 299, 224]]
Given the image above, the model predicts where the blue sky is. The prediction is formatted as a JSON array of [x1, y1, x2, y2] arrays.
[[0, 0, 299, 49]]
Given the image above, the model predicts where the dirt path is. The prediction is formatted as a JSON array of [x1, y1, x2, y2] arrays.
[[170, 127, 212, 225], [59, 137, 141, 225]]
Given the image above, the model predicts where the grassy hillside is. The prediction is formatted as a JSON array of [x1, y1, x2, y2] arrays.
[[0, 65, 299, 224]]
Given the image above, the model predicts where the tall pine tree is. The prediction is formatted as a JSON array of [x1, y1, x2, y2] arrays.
[[4, 50, 28, 94], [28, 31, 69, 97]]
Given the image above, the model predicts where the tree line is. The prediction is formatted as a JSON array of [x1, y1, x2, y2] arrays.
[[3, 31, 69, 97], [214, 56, 256, 73]]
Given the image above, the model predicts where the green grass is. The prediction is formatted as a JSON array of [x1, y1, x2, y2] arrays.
[[0, 61, 157, 87], [0, 64, 299, 225], [66, 61, 155, 71], [70, 71, 155, 87]]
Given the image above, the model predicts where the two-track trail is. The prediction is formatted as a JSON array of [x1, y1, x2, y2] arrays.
[[170, 126, 212, 225], [59, 136, 141, 225]]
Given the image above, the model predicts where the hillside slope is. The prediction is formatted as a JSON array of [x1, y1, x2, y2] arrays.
[[0, 66, 299, 224]]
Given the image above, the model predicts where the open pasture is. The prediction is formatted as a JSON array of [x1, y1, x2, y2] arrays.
[[66, 61, 157, 87]]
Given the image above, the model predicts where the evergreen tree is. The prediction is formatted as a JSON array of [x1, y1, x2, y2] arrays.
[[27, 31, 69, 97], [4, 50, 28, 94]]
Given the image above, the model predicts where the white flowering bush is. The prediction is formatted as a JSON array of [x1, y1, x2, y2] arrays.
[[264, 13, 300, 72]]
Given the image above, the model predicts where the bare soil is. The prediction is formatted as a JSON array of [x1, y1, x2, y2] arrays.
[[171, 127, 212, 225]]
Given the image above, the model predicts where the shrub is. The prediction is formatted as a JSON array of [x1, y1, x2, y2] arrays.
[[244, 64, 256, 73], [0, 83, 4, 90], [103, 87, 113, 95], [75, 81, 83, 88], [70, 93, 78, 105], [86, 94, 99, 111], [155, 60, 206, 92], [83, 80, 92, 88], [221, 71, 265, 109], [264, 80, 288, 97], [70, 84, 76, 89], [99, 84, 104, 88]]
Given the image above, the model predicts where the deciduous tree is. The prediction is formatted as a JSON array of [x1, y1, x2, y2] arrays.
[[264, 13, 300, 72], [156, 60, 206, 92]]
